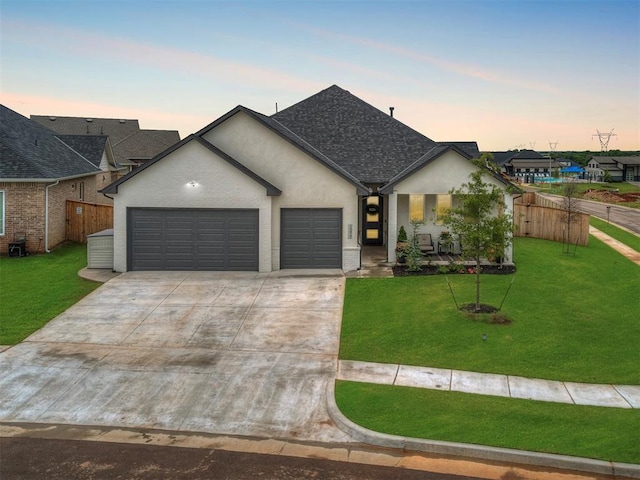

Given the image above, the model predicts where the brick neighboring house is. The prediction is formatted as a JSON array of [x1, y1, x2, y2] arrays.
[[0, 105, 121, 254], [30, 115, 180, 170]]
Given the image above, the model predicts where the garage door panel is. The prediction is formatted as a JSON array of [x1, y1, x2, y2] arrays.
[[128, 209, 258, 271], [281, 209, 341, 269]]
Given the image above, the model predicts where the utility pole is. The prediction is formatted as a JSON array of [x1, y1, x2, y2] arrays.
[[592, 129, 616, 152]]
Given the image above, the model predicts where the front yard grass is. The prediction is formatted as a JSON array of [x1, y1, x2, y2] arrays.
[[335, 381, 640, 464], [338, 236, 640, 463], [340, 236, 640, 384], [0, 243, 101, 345]]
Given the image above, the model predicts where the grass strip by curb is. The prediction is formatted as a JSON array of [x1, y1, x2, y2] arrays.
[[590, 216, 640, 252], [335, 380, 640, 465]]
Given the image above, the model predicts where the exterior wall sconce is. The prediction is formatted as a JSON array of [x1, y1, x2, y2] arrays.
[[187, 181, 198, 187]]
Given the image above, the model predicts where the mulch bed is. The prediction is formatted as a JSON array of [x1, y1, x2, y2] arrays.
[[392, 264, 516, 277]]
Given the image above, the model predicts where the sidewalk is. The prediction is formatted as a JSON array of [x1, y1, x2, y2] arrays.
[[338, 360, 640, 408], [589, 225, 640, 266]]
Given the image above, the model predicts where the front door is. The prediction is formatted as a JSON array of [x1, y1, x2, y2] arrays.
[[362, 195, 383, 245]]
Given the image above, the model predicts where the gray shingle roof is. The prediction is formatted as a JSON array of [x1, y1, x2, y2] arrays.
[[30, 115, 140, 144], [57, 135, 108, 168], [112, 129, 180, 163], [30, 115, 180, 165], [272, 85, 438, 184], [1, 105, 100, 180]]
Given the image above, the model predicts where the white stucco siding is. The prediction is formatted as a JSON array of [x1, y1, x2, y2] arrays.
[[203, 111, 360, 271], [395, 151, 503, 194], [112, 139, 272, 272], [391, 151, 515, 263]]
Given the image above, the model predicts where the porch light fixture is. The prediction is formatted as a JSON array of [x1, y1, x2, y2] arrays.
[[187, 180, 198, 187]]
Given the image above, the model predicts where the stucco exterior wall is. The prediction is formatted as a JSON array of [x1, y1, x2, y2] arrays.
[[112, 139, 272, 272], [202, 112, 360, 271], [390, 151, 515, 263]]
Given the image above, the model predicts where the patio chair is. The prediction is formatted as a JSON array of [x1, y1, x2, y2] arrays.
[[417, 234, 434, 255]]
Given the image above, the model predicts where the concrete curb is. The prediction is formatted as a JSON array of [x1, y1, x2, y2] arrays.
[[326, 380, 640, 478]]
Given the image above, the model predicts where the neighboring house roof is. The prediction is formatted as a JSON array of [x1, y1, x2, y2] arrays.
[[1, 105, 100, 180], [111, 129, 181, 164], [57, 135, 110, 168], [31, 115, 140, 144], [102, 134, 282, 197], [491, 151, 518, 166], [511, 149, 546, 159], [591, 156, 640, 166], [272, 85, 439, 184], [506, 159, 560, 169], [30, 114, 180, 165]]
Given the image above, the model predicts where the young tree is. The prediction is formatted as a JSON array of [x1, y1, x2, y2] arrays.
[[560, 181, 581, 254], [442, 157, 514, 311]]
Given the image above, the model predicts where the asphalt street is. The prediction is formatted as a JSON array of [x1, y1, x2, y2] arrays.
[[536, 192, 640, 234], [1, 437, 482, 480]]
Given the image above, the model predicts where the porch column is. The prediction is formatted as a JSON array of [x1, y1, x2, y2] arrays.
[[387, 190, 398, 263]]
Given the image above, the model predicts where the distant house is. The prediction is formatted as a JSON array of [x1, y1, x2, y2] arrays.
[[30, 115, 180, 170], [587, 156, 640, 182], [102, 85, 515, 273], [495, 149, 560, 182], [1, 105, 121, 254]]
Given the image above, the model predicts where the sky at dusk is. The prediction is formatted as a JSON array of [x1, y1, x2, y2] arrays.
[[1, 0, 638, 151]]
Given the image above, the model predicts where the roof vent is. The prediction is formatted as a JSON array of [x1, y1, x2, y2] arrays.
[[119, 119, 126, 123], [86, 118, 93, 122], [389, 107, 395, 118], [49, 116, 56, 121]]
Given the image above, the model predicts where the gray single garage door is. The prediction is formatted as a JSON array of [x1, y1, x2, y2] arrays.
[[128, 208, 258, 271], [281, 208, 342, 269]]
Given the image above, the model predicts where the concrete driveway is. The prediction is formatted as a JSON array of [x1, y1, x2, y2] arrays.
[[0, 271, 353, 443]]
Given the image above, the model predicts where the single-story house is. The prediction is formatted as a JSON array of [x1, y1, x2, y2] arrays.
[[102, 85, 516, 273], [30, 115, 181, 171], [0, 105, 121, 254], [586, 156, 640, 182]]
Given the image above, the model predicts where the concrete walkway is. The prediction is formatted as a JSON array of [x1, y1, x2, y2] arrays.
[[589, 225, 640, 266], [338, 360, 640, 408]]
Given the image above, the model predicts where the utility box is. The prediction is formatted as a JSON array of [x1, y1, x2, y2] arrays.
[[87, 229, 114, 269]]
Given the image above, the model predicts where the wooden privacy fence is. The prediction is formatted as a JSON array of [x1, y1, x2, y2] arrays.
[[66, 200, 114, 243], [514, 192, 589, 246]]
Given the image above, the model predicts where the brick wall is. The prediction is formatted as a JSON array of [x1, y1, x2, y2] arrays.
[[0, 182, 46, 254], [0, 176, 99, 255]]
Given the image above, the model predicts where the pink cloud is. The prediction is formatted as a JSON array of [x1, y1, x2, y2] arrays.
[[2, 18, 325, 96], [295, 23, 559, 95]]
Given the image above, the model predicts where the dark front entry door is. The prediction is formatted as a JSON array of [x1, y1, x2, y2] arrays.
[[362, 195, 383, 246]]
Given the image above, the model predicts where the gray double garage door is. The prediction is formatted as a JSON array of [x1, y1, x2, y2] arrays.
[[128, 208, 341, 271]]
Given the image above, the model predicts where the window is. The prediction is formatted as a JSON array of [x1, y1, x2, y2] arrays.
[[409, 195, 424, 221], [79, 181, 84, 201], [0, 190, 4, 236], [436, 194, 451, 225]]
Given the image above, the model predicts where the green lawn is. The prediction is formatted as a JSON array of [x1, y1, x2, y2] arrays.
[[590, 216, 640, 252], [340, 236, 640, 384], [338, 235, 640, 463], [335, 381, 640, 464], [0, 243, 101, 344]]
